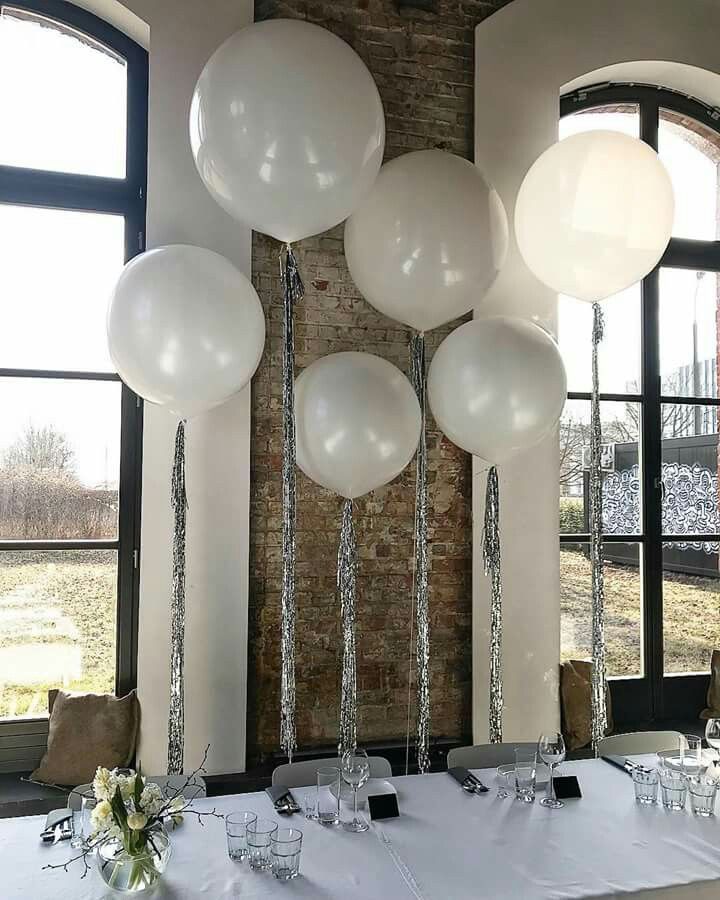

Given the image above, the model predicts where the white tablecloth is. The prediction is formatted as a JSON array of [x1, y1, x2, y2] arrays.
[[4, 757, 720, 899]]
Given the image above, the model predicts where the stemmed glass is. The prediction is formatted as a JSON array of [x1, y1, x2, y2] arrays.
[[341, 748, 370, 833], [538, 732, 566, 809], [706, 719, 720, 767]]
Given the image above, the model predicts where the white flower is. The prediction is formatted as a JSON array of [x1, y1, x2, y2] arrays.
[[139, 782, 164, 817], [118, 774, 137, 801], [127, 812, 148, 831], [91, 799, 113, 834], [92, 767, 118, 802]]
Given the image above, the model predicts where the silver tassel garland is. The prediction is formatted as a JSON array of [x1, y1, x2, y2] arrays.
[[410, 333, 431, 774], [483, 466, 503, 744], [168, 420, 187, 775], [279, 245, 304, 763], [338, 498, 358, 758], [590, 302, 607, 756]]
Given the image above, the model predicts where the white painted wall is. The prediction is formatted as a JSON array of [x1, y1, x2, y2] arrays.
[[73, 0, 255, 774], [472, 0, 720, 743]]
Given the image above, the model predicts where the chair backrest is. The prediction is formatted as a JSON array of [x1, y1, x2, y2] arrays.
[[447, 742, 539, 770], [67, 774, 207, 810], [598, 730, 683, 757], [272, 755, 392, 789]]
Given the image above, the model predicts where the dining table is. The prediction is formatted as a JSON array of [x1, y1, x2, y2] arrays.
[[3, 755, 720, 899]]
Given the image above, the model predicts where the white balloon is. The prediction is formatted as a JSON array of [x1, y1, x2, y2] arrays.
[[190, 19, 385, 243], [295, 352, 421, 499], [107, 245, 266, 419], [427, 317, 567, 464], [345, 150, 509, 332], [515, 130, 674, 303]]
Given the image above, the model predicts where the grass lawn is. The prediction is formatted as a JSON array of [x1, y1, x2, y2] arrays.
[[561, 548, 720, 676], [0, 551, 116, 718]]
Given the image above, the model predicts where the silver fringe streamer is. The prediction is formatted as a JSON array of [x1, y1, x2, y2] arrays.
[[168, 420, 187, 775], [590, 302, 607, 756], [410, 333, 431, 774], [279, 245, 304, 763], [483, 466, 503, 744], [338, 498, 358, 758]]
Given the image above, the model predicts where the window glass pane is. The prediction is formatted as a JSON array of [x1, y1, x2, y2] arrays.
[[0, 7, 127, 177], [0, 550, 116, 719], [660, 405, 718, 537], [0, 379, 120, 540], [560, 399, 641, 534], [560, 541, 643, 677], [558, 286, 641, 394], [0, 205, 124, 372], [659, 269, 718, 399], [659, 109, 720, 241], [663, 542, 719, 675]]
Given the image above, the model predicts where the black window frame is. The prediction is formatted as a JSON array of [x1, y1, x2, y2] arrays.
[[560, 83, 720, 726], [0, 0, 146, 754]]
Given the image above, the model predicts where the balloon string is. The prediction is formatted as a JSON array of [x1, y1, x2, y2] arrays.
[[408, 332, 430, 774], [338, 498, 358, 758], [483, 465, 502, 744], [168, 419, 187, 775], [590, 302, 607, 756], [279, 244, 304, 763]]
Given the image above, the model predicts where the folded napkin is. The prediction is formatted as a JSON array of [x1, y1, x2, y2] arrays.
[[447, 766, 488, 791], [265, 785, 300, 812]]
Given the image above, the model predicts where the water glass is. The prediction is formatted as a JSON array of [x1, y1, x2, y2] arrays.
[[632, 767, 659, 805], [689, 775, 719, 817], [680, 734, 703, 772], [301, 791, 317, 821], [660, 768, 688, 811], [225, 811, 257, 862], [271, 827, 303, 881], [514, 748, 537, 803], [246, 818, 278, 870], [316, 767, 341, 826], [70, 796, 96, 849]]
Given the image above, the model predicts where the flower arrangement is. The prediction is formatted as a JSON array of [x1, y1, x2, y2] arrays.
[[44, 747, 219, 892]]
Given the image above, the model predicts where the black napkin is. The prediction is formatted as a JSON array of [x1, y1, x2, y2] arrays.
[[265, 785, 300, 812], [601, 755, 633, 776], [447, 766, 488, 791]]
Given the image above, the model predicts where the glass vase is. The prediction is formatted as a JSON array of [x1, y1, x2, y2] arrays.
[[96, 829, 171, 894]]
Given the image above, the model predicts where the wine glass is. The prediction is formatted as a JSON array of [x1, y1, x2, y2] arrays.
[[538, 732, 566, 809], [341, 748, 370, 832], [705, 719, 720, 767]]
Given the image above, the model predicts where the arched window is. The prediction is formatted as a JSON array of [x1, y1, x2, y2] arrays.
[[0, 0, 146, 761], [559, 85, 720, 724]]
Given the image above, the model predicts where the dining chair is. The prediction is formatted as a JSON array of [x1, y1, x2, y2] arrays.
[[447, 743, 539, 770], [598, 730, 684, 757], [67, 774, 207, 810], [272, 755, 392, 789]]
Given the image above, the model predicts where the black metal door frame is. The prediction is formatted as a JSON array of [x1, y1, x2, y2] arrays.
[[560, 84, 720, 725]]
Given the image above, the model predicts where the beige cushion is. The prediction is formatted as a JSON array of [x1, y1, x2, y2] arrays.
[[560, 659, 613, 751], [701, 649, 720, 719], [31, 689, 139, 786]]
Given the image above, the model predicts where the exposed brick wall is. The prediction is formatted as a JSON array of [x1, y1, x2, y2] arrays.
[[247, 0, 510, 762]]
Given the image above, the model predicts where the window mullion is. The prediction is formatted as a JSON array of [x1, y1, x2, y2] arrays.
[[640, 266, 664, 716]]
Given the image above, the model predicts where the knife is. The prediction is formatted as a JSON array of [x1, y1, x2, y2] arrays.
[[448, 766, 489, 793], [602, 755, 651, 775]]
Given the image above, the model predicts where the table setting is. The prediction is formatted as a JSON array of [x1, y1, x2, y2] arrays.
[[4, 732, 720, 900]]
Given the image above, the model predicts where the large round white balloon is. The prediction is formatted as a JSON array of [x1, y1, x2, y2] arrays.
[[190, 19, 385, 243], [107, 245, 266, 419], [345, 150, 509, 332], [515, 130, 674, 303], [428, 317, 567, 464], [295, 352, 421, 499]]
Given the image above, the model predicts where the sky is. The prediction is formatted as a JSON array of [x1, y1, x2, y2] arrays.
[[0, 11, 718, 486], [0, 10, 126, 488]]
